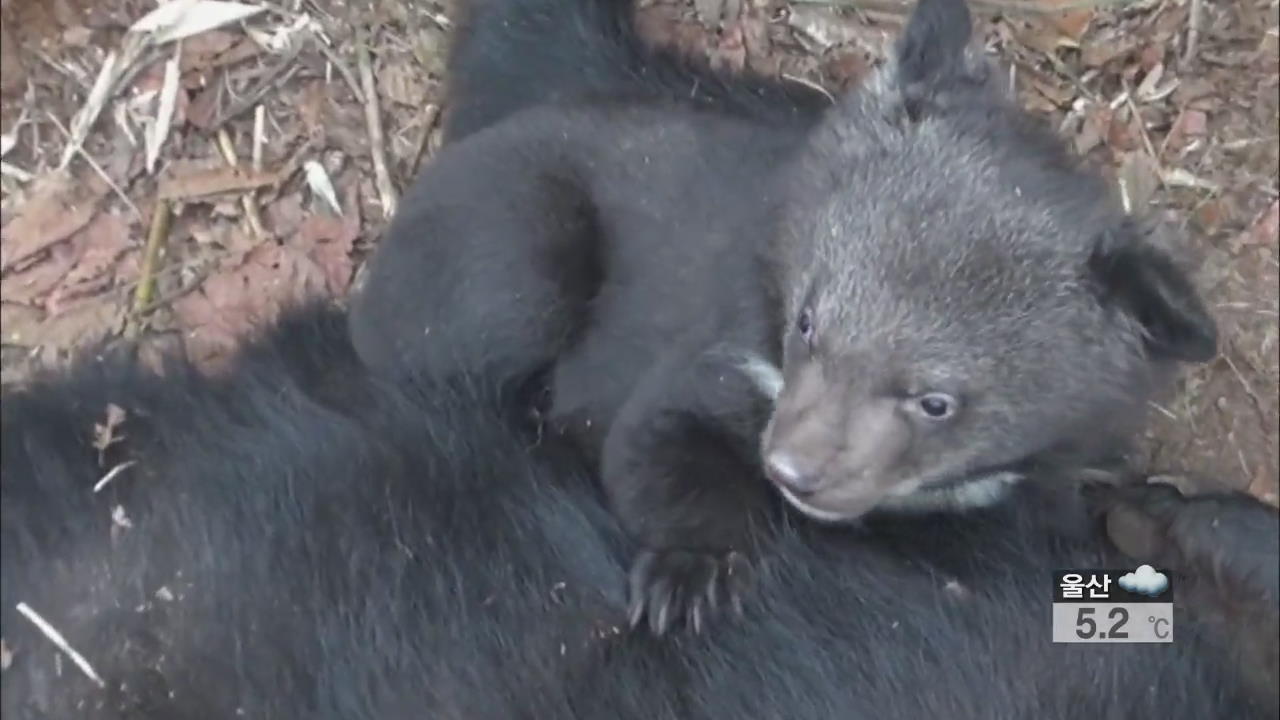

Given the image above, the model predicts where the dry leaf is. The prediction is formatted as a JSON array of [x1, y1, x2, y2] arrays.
[[303, 161, 342, 215], [173, 239, 336, 369], [1, 302, 44, 344], [93, 403, 128, 464], [130, 1, 267, 46], [1116, 152, 1160, 215], [146, 53, 184, 174], [710, 22, 747, 73], [694, 0, 728, 27], [1165, 107, 1208, 152], [46, 213, 136, 315], [0, 237, 85, 305], [179, 29, 240, 73], [377, 62, 427, 108], [0, 171, 109, 271], [8, 298, 122, 354], [296, 186, 361, 295], [1046, 3, 1092, 44], [1232, 201, 1280, 251], [788, 7, 862, 53]]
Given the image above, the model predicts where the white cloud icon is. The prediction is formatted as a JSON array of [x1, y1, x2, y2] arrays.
[[1118, 565, 1169, 597]]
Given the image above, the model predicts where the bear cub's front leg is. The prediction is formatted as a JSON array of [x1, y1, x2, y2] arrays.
[[601, 349, 776, 635]]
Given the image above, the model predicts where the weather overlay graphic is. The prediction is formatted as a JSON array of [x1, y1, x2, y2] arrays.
[[1052, 566, 1174, 643]]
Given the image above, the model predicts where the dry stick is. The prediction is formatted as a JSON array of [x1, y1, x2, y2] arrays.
[[215, 127, 267, 240], [356, 30, 398, 220], [315, 40, 366, 105], [15, 602, 106, 688], [44, 111, 143, 220], [206, 42, 305, 134], [409, 103, 442, 179], [133, 199, 172, 316], [1182, 0, 1203, 66]]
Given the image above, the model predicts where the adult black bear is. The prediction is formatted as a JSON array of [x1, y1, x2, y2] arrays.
[[2, 307, 1275, 718], [349, 0, 1219, 633]]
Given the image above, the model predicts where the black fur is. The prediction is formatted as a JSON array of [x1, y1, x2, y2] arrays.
[[2, 306, 1273, 718], [441, 0, 829, 141], [350, 0, 1220, 634]]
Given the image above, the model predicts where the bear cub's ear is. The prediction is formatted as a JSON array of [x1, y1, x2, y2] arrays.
[[1087, 221, 1218, 363], [894, 0, 975, 88]]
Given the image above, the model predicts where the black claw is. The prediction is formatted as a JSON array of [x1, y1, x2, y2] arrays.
[[648, 576, 674, 636], [624, 548, 752, 635], [703, 562, 723, 612], [627, 597, 645, 630]]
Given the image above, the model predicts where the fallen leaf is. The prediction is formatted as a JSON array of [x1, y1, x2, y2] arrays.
[[173, 237, 339, 369], [303, 161, 342, 215], [0, 22, 26, 94], [185, 82, 222, 130], [1048, 8, 1092, 44], [377, 60, 427, 108], [0, 171, 109, 271], [179, 29, 239, 72], [1081, 32, 1139, 69], [0, 234, 85, 305], [1116, 152, 1160, 215], [695, 0, 727, 27], [5, 299, 122, 355], [1, 302, 45, 343], [1164, 107, 1208, 152], [146, 54, 183, 174], [266, 194, 305, 237], [130, 1, 267, 46], [1159, 167, 1219, 192], [1030, 77, 1074, 109], [93, 403, 128, 464], [1231, 201, 1280, 250], [823, 51, 868, 89], [710, 22, 747, 73], [788, 7, 862, 53], [295, 79, 328, 139], [46, 212, 136, 315], [296, 186, 361, 295], [1105, 109, 1136, 153]]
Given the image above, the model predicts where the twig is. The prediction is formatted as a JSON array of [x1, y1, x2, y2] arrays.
[[215, 127, 267, 239], [1182, 0, 1202, 65], [207, 42, 305, 133], [1123, 89, 1159, 161], [59, 33, 150, 169], [0, 161, 35, 182], [133, 200, 172, 315], [252, 107, 266, 174], [93, 460, 137, 493], [781, 73, 836, 104], [15, 602, 106, 688], [409, 103, 442, 179], [315, 40, 366, 105], [357, 30, 398, 220], [45, 112, 142, 220]]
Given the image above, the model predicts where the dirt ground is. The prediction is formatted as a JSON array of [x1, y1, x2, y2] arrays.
[[0, 0, 1276, 502]]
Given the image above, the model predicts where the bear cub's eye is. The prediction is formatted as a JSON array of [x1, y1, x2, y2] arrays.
[[797, 308, 814, 344], [916, 392, 959, 420]]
